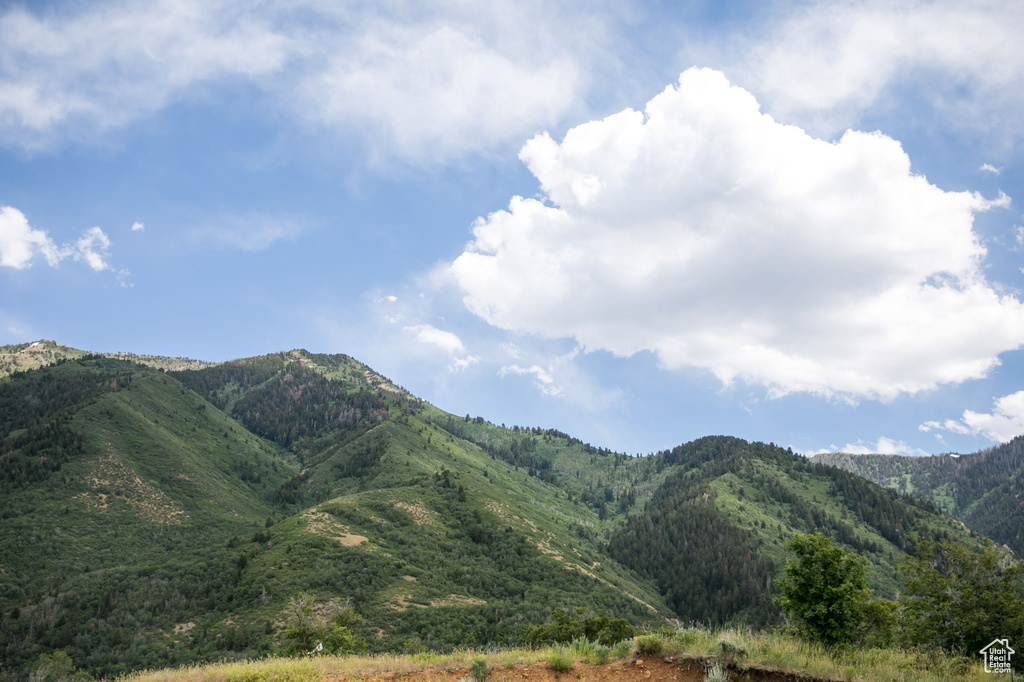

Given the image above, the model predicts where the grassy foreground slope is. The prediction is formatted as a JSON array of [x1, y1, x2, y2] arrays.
[[125, 628, 994, 682]]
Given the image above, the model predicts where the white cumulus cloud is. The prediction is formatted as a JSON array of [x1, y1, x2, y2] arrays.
[[1, 204, 115, 272], [404, 323, 478, 372], [450, 68, 1024, 401], [0, 205, 63, 268], [922, 391, 1024, 443], [73, 226, 112, 271]]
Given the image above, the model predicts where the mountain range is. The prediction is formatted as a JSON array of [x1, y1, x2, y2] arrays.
[[0, 340, 1006, 679]]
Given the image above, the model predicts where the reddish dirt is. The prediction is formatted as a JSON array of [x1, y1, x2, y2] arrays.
[[330, 656, 834, 682]]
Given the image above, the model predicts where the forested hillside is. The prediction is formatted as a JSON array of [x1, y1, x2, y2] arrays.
[[0, 342, 1003, 681], [813, 439, 1024, 553]]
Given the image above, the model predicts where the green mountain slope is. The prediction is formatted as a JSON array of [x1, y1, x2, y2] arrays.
[[605, 437, 985, 627], [0, 356, 297, 676], [812, 439, 1024, 553], [0, 350, 667, 678], [0, 343, 999, 681]]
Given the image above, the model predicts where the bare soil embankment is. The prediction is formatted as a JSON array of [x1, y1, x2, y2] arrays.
[[326, 656, 836, 682]]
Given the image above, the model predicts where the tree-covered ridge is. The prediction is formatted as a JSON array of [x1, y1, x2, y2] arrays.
[[607, 474, 778, 626], [0, 356, 134, 490], [608, 437, 979, 626], [230, 360, 388, 451], [170, 353, 289, 411], [814, 437, 1024, 553]]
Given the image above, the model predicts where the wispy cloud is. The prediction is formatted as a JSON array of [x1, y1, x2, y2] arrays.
[[498, 363, 560, 396], [73, 226, 112, 272], [979, 163, 1002, 175], [808, 437, 929, 457], [0, 1, 604, 163], [187, 212, 305, 251], [0, 0, 291, 150], [922, 391, 1024, 443], [722, 0, 1024, 142], [496, 343, 623, 410], [403, 323, 478, 372]]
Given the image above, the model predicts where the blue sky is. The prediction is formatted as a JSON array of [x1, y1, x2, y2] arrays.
[[2, 0, 1024, 458]]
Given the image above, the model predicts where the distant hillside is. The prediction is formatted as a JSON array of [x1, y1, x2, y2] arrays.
[[605, 437, 981, 627], [0, 339, 215, 377], [812, 439, 1024, 553], [0, 343, 995, 680]]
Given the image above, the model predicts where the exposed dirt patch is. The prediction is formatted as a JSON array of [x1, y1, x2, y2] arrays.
[[394, 501, 436, 526], [325, 656, 836, 682], [387, 593, 428, 610], [304, 510, 369, 547], [428, 594, 487, 607], [487, 503, 608, 582], [328, 656, 705, 682], [363, 370, 403, 394], [173, 622, 196, 634], [79, 453, 187, 524]]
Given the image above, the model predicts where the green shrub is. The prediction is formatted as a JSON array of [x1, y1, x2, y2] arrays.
[[569, 637, 595, 658], [611, 639, 634, 658], [592, 644, 612, 665], [547, 649, 575, 672], [705, 662, 727, 682], [717, 638, 746, 664], [673, 628, 704, 647], [634, 634, 665, 656], [469, 658, 489, 682]]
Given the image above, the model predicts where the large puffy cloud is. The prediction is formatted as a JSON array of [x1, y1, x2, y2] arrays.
[[730, 0, 1024, 139], [0, 0, 591, 160], [450, 68, 1024, 401], [922, 391, 1024, 444]]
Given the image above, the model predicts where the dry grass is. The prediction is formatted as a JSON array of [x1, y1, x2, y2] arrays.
[[120, 648, 549, 682], [664, 627, 989, 682], [118, 632, 993, 682]]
